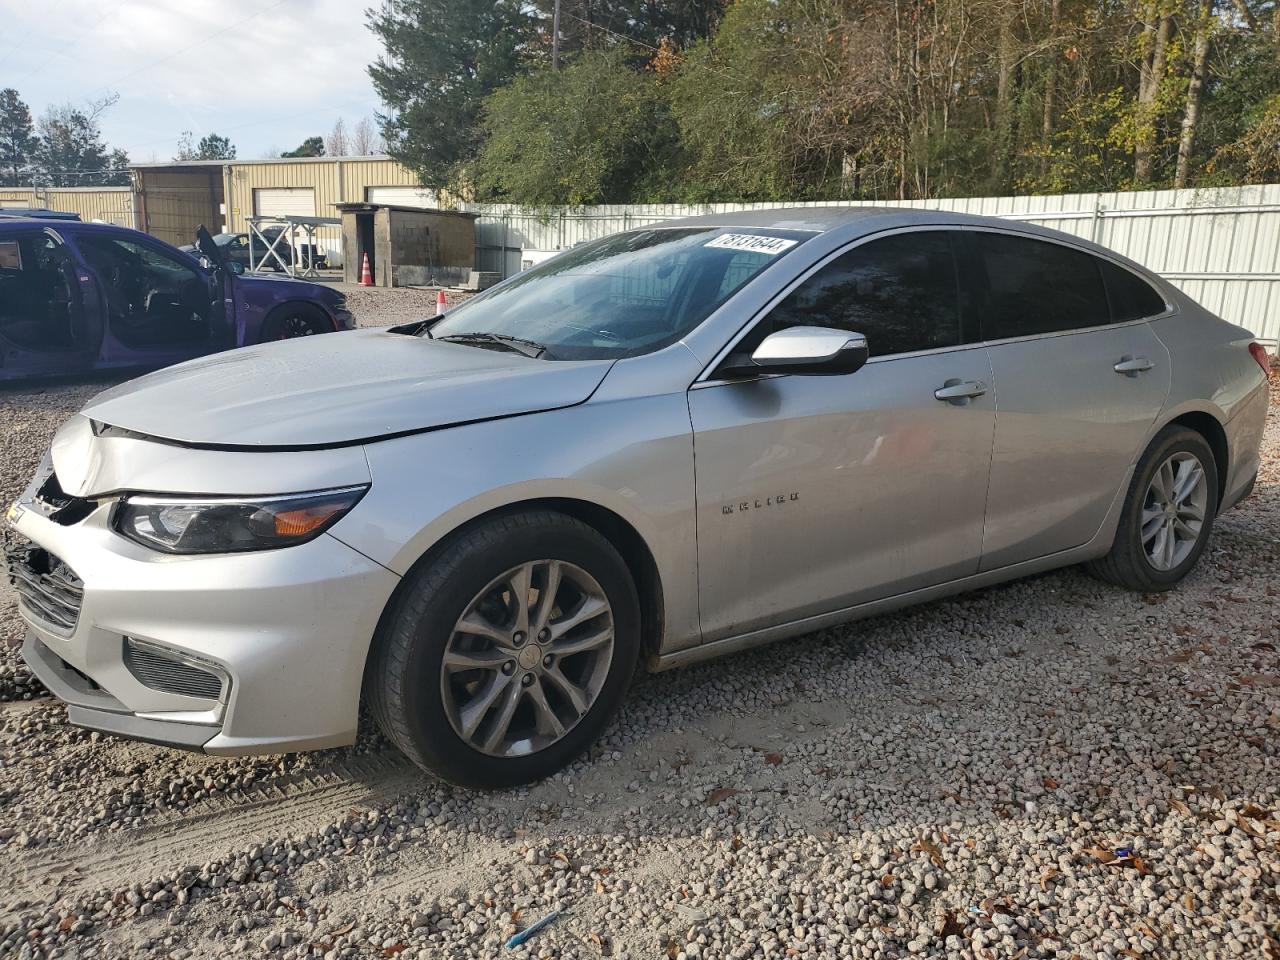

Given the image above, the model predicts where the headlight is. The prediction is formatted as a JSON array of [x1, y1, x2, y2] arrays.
[[113, 486, 367, 554]]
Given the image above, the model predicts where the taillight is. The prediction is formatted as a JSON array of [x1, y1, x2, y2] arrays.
[[1249, 342, 1272, 379]]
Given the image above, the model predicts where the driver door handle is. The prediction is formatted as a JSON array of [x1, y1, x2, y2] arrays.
[[934, 379, 988, 404], [1114, 356, 1154, 375]]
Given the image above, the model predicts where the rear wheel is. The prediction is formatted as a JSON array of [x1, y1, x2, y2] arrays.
[[367, 511, 640, 788], [1087, 425, 1218, 592]]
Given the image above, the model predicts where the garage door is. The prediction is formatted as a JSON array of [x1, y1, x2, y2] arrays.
[[253, 187, 316, 218], [366, 186, 436, 208]]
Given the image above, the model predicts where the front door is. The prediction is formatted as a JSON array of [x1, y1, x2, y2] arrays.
[[964, 229, 1171, 570], [73, 231, 233, 367], [690, 230, 996, 642]]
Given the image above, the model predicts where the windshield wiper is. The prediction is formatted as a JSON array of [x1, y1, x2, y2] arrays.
[[437, 331, 549, 359]]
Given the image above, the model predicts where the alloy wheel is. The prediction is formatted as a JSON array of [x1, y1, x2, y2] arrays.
[[440, 560, 615, 758], [281, 314, 319, 338], [1141, 451, 1208, 571]]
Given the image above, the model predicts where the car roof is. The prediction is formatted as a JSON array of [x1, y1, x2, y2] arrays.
[[0, 208, 82, 221], [0, 218, 167, 242], [655, 205, 1024, 233], [653, 204, 1143, 264]]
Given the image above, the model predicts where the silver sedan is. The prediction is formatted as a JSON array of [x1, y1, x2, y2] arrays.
[[7, 208, 1271, 786]]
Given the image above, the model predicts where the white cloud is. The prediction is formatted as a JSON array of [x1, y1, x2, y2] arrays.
[[0, 0, 385, 160]]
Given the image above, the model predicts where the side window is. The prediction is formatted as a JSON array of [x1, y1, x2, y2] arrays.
[[1100, 259, 1166, 322], [974, 232, 1109, 340], [762, 232, 960, 358]]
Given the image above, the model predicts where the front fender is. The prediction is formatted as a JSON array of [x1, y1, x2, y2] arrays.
[[327, 394, 702, 652]]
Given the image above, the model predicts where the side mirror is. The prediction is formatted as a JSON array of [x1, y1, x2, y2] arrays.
[[722, 326, 869, 378], [225, 260, 245, 276]]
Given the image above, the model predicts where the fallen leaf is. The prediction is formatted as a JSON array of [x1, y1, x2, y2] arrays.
[[1238, 675, 1280, 687], [1170, 798, 1191, 816], [1240, 803, 1270, 821], [731, 835, 743, 851], [665, 939, 680, 959], [912, 835, 945, 870], [1043, 776, 1059, 790], [381, 945, 407, 957], [880, 873, 896, 887], [764, 752, 783, 765], [1084, 847, 1117, 864], [937, 909, 965, 939], [1039, 867, 1060, 890], [585, 931, 612, 955], [706, 787, 737, 804]]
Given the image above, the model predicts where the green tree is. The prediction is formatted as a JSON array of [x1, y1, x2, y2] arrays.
[[32, 100, 130, 186], [474, 46, 680, 204], [280, 136, 324, 158], [176, 130, 236, 161], [668, 0, 839, 201], [0, 88, 37, 186], [368, 0, 533, 191]]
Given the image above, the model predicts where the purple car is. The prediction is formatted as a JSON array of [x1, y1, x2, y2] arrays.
[[0, 219, 354, 381]]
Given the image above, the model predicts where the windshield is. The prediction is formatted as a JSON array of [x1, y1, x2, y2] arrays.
[[429, 227, 813, 360]]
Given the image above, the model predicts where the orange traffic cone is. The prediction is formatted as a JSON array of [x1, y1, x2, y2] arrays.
[[359, 252, 373, 287], [436, 289, 447, 315]]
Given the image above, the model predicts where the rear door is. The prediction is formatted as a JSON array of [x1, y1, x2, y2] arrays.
[[967, 229, 1171, 571]]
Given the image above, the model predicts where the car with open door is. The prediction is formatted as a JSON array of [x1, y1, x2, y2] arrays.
[[0, 219, 353, 382], [6, 208, 1269, 788]]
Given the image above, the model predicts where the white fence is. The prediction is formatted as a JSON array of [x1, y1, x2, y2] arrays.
[[464, 184, 1280, 346]]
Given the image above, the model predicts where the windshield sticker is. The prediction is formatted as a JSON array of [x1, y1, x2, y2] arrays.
[[704, 234, 799, 255]]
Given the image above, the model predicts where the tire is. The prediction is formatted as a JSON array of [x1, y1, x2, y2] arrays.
[[367, 511, 641, 788], [1086, 425, 1219, 592], [260, 304, 330, 341]]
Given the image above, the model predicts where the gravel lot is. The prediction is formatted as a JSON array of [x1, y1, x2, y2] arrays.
[[1, 307, 1276, 959]]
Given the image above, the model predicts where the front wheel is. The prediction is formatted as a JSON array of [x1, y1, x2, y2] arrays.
[[367, 511, 641, 788], [1087, 425, 1218, 592]]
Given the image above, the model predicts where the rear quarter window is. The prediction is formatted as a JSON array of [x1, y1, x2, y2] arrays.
[[1100, 259, 1167, 321]]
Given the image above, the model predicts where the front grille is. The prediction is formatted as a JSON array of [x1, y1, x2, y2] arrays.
[[123, 638, 224, 700], [3, 536, 84, 636]]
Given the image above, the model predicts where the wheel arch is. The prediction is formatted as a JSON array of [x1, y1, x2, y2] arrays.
[[366, 497, 666, 678], [1164, 409, 1229, 506]]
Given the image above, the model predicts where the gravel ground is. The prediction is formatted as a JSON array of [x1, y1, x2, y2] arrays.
[[0, 328, 1276, 959]]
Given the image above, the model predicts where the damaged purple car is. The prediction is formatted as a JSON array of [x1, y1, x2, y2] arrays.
[[0, 219, 354, 381]]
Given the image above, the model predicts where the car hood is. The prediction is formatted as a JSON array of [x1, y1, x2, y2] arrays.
[[81, 329, 615, 448]]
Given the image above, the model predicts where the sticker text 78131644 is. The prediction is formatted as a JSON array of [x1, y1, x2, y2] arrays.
[[704, 234, 799, 256]]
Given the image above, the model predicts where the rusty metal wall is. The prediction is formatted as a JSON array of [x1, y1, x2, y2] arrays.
[[468, 185, 1280, 345]]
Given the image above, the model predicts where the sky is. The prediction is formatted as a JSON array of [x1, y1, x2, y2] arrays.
[[0, 0, 386, 162]]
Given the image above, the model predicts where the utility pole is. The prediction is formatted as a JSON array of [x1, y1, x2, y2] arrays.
[[552, 0, 561, 69]]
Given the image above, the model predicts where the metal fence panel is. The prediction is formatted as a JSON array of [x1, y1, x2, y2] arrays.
[[463, 185, 1280, 344]]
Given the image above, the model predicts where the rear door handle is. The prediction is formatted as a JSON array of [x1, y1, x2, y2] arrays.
[[1114, 356, 1154, 375], [934, 379, 988, 404]]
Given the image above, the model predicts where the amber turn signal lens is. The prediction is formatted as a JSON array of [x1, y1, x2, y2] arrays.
[[273, 504, 347, 537]]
